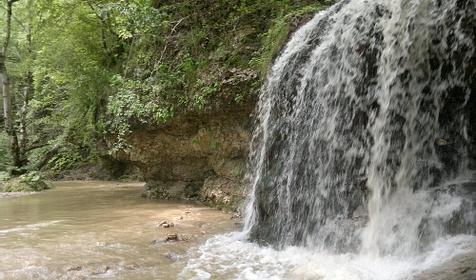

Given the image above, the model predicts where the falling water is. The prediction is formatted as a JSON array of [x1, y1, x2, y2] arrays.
[[246, 0, 475, 254], [183, 0, 475, 279]]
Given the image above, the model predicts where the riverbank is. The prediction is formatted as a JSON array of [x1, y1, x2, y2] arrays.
[[0, 181, 238, 279]]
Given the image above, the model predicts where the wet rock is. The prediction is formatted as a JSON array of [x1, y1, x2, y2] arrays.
[[124, 263, 139, 270], [144, 181, 188, 199], [90, 265, 111, 275], [351, 204, 368, 220], [230, 212, 242, 220], [66, 265, 82, 272], [152, 233, 181, 244], [201, 176, 245, 210], [164, 233, 179, 242], [199, 223, 211, 229], [158, 221, 175, 228], [163, 252, 181, 262], [436, 138, 450, 146], [152, 233, 193, 244], [180, 234, 192, 241], [414, 250, 476, 280], [67, 262, 114, 277]]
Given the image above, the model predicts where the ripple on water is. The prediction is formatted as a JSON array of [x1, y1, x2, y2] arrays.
[[0, 220, 63, 235]]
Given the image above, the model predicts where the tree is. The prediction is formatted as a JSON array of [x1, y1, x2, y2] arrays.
[[1, 0, 21, 167], [18, 0, 33, 164]]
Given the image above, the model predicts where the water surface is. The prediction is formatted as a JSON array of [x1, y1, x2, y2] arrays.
[[0, 181, 234, 279]]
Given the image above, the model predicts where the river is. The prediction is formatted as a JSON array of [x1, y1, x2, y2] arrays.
[[0, 181, 236, 279]]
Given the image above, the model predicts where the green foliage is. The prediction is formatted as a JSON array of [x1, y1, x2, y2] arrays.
[[0, 133, 11, 171], [17, 0, 114, 168], [0, 172, 10, 183], [47, 148, 83, 172], [104, 0, 329, 149], [33, 2, 111, 146], [106, 74, 175, 150], [2, 171, 50, 192], [1, 0, 330, 168], [251, 4, 326, 75]]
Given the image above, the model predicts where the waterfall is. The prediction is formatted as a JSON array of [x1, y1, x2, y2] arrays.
[[245, 0, 475, 257], [181, 0, 475, 278]]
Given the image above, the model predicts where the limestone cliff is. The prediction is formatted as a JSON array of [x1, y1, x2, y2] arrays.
[[111, 103, 254, 210]]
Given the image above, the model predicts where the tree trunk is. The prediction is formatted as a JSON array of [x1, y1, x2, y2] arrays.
[[19, 71, 32, 163], [19, 1, 33, 165], [0, 69, 20, 167], [1, 0, 21, 167], [35, 144, 59, 171]]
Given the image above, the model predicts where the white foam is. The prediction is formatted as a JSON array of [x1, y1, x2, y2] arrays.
[[0, 220, 63, 235], [182, 233, 475, 280]]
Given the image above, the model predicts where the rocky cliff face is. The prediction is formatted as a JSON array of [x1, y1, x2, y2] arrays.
[[100, 2, 327, 211], [112, 103, 254, 210]]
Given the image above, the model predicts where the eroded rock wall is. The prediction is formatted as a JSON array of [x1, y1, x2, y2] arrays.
[[113, 104, 254, 210]]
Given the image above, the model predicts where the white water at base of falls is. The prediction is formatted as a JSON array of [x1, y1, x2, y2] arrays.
[[181, 233, 475, 280], [183, 0, 475, 278]]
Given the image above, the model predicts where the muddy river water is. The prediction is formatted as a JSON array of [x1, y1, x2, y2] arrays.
[[0, 181, 236, 279]]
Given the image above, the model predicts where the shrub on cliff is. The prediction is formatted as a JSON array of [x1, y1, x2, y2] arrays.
[[104, 0, 330, 150]]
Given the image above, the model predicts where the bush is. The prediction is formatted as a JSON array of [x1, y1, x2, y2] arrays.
[[2, 171, 50, 192], [0, 171, 10, 183], [105, 0, 330, 150], [0, 132, 11, 171]]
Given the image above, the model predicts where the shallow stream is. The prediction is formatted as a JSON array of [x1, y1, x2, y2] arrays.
[[0, 181, 235, 279]]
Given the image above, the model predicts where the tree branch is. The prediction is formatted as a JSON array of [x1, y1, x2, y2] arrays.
[[155, 17, 187, 71]]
